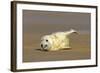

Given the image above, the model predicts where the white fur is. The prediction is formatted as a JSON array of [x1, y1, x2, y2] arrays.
[[40, 29, 77, 51]]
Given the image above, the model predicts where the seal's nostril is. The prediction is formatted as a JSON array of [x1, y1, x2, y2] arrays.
[[45, 45, 47, 47], [41, 44, 43, 48]]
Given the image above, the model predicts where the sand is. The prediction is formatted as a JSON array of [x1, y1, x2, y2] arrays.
[[23, 10, 91, 62], [23, 33, 91, 62]]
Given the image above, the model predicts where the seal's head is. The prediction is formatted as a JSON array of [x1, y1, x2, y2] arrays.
[[40, 35, 53, 51]]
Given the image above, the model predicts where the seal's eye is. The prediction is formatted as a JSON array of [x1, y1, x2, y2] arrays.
[[46, 39, 48, 42]]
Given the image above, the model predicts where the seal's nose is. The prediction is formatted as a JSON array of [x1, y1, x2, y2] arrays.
[[45, 44, 47, 47]]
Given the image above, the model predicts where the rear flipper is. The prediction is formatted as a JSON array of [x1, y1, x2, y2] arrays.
[[65, 29, 78, 36]]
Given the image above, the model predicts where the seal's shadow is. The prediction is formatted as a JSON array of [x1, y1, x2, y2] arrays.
[[35, 48, 72, 52], [35, 49, 42, 51], [35, 49, 48, 52]]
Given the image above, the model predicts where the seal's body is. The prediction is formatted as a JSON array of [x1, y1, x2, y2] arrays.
[[40, 29, 77, 51]]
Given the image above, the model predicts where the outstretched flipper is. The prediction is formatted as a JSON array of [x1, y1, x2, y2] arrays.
[[65, 29, 78, 36]]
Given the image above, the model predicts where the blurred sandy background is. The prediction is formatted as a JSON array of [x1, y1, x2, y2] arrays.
[[23, 10, 91, 62]]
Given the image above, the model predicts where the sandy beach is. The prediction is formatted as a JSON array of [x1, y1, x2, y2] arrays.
[[23, 10, 91, 62], [23, 33, 90, 62]]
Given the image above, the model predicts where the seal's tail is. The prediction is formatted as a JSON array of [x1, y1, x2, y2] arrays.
[[65, 29, 78, 36]]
